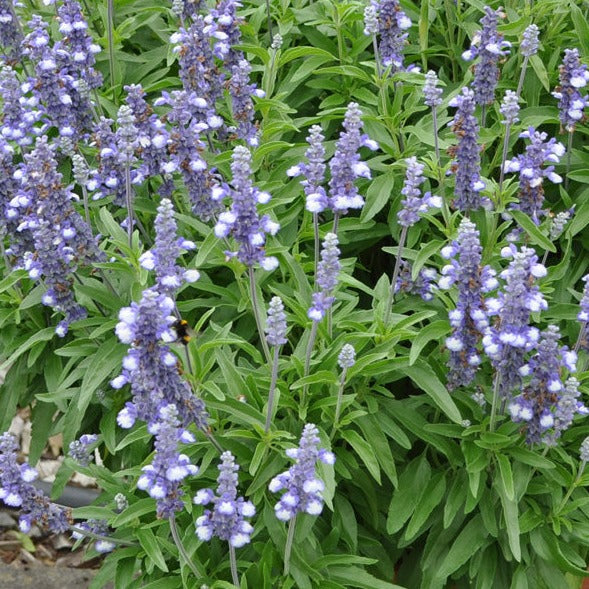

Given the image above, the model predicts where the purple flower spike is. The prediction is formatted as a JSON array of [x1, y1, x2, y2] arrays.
[[0, 433, 72, 534], [423, 70, 443, 107], [194, 451, 255, 548], [228, 59, 264, 147], [269, 424, 335, 521], [509, 326, 584, 445], [520, 24, 539, 57], [328, 103, 377, 214], [112, 288, 208, 432], [137, 404, 199, 518], [448, 87, 490, 211], [503, 127, 565, 224], [439, 218, 498, 389], [308, 233, 341, 321], [370, 0, 415, 73], [397, 157, 442, 227], [287, 125, 328, 214], [552, 48, 589, 132], [68, 434, 98, 467], [265, 296, 287, 347], [214, 145, 279, 270], [396, 262, 437, 302], [139, 198, 199, 297], [462, 6, 510, 106], [0, 0, 23, 62], [483, 246, 547, 402]]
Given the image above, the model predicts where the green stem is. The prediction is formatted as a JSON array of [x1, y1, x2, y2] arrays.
[[70, 525, 136, 547], [372, 35, 382, 78], [265, 0, 273, 42], [498, 123, 512, 193], [81, 185, 91, 227], [124, 164, 134, 248], [575, 321, 587, 353], [229, 544, 240, 587], [565, 132, 573, 191], [283, 516, 297, 576], [264, 345, 280, 433], [301, 321, 319, 413], [248, 266, 272, 364], [489, 373, 502, 432], [384, 225, 407, 328], [169, 514, 204, 579], [313, 212, 320, 282], [332, 366, 348, 436], [555, 460, 587, 516], [432, 107, 440, 169], [516, 56, 529, 99], [106, 0, 116, 98]]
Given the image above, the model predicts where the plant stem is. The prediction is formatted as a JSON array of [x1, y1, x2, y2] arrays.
[[205, 429, 223, 453], [516, 56, 529, 99], [575, 321, 587, 353], [106, 0, 116, 98], [81, 186, 91, 227], [384, 225, 407, 328], [283, 516, 297, 576], [432, 107, 441, 170], [332, 366, 348, 437], [332, 213, 340, 235], [565, 131, 573, 191], [248, 266, 272, 364], [124, 165, 134, 248], [169, 514, 204, 579], [372, 35, 382, 78], [301, 321, 319, 413], [313, 212, 320, 281], [229, 544, 240, 587], [489, 373, 502, 432], [498, 123, 512, 193], [481, 104, 487, 128], [70, 525, 136, 547], [264, 345, 280, 433]]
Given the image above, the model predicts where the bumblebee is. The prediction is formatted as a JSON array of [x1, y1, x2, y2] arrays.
[[172, 319, 193, 346]]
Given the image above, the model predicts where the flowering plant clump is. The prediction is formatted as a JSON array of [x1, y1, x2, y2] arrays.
[[1, 1, 589, 588]]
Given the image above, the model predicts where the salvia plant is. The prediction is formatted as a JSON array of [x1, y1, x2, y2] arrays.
[[2, 1, 589, 588]]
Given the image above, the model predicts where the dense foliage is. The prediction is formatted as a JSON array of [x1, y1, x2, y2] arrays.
[[2, 0, 589, 588]]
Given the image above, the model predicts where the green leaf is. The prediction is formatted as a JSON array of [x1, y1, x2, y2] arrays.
[[496, 453, 515, 501], [436, 515, 488, 579], [529, 54, 550, 92], [496, 480, 521, 562], [510, 210, 556, 252], [360, 172, 395, 222], [112, 498, 157, 527], [279, 46, 335, 66], [507, 446, 555, 469], [136, 528, 168, 573], [396, 361, 462, 423], [409, 320, 450, 366], [570, 4, 589, 56], [0, 327, 55, 374], [77, 340, 126, 413], [327, 566, 405, 589], [341, 430, 381, 484], [404, 472, 446, 540]]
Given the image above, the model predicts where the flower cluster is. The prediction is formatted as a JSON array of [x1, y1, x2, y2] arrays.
[[423, 70, 443, 107], [269, 424, 335, 521], [287, 125, 327, 214], [397, 157, 441, 227], [265, 296, 287, 347], [338, 344, 356, 370], [520, 24, 540, 57], [207, 0, 244, 70], [439, 219, 498, 389], [508, 326, 583, 445], [112, 288, 208, 432], [499, 90, 520, 125], [552, 48, 589, 132], [214, 145, 279, 270], [368, 0, 413, 72], [503, 127, 565, 224], [227, 59, 264, 147], [0, 0, 23, 62], [68, 434, 98, 467], [328, 102, 377, 214], [396, 261, 437, 301], [194, 451, 255, 547], [308, 233, 341, 321], [13, 137, 102, 335], [448, 87, 489, 211], [72, 519, 115, 553], [577, 274, 589, 351], [0, 433, 72, 534], [462, 6, 510, 106], [483, 246, 547, 402], [137, 404, 199, 518], [139, 198, 199, 297]]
